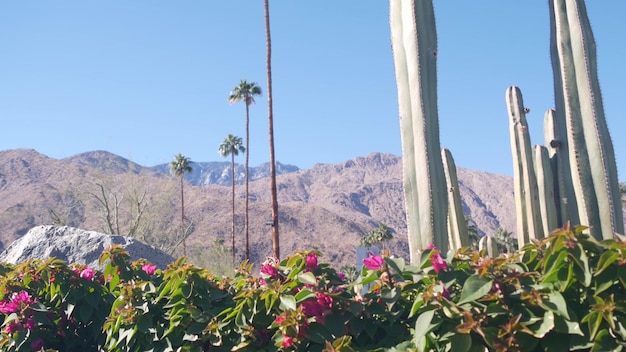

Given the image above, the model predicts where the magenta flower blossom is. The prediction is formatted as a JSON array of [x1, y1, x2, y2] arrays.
[[142, 263, 157, 275], [337, 272, 346, 281], [0, 300, 19, 314], [301, 300, 325, 322], [80, 267, 96, 280], [281, 335, 294, 348], [427, 245, 448, 273], [260, 264, 278, 277], [316, 293, 333, 309], [13, 291, 34, 305], [5, 321, 21, 333], [306, 252, 318, 271], [362, 251, 384, 270]]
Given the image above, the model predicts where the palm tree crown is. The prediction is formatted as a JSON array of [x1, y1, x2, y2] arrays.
[[229, 80, 262, 106], [169, 153, 193, 178], [219, 134, 245, 158]]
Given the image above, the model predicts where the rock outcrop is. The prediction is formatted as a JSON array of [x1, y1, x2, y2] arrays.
[[0, 225, 174, 269]]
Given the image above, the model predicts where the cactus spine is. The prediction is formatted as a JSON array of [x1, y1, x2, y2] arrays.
[[550, 0, 624, 239], [442, 148, 470, 250], [507, 86, 545, 247], [390, 0, 448, 262]]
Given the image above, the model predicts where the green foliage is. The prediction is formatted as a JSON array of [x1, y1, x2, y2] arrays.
[[1, 226, 626, 351]]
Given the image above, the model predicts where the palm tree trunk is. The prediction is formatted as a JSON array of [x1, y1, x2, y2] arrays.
[[264, 0, 279, 259], [245, 103, 250, 260], [180, 175, 186, 256], [231, 153, 236, 266]]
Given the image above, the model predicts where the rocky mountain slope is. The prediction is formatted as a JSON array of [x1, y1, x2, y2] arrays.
[[1, 149, 623, 269]]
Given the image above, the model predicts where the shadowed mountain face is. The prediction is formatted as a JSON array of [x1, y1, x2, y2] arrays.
[[3, 148, 621, 268]]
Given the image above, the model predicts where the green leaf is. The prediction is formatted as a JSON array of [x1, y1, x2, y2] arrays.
[[458, 276, 493, 305], [448, 332, 471, 352], [541, 292, 570, 320], [583, 311, 603, 340], [552, 314, 583, 336], [385, 257, 405, 275], [381, 287, 401, 310], [541, 250, 568, 285], [279, 295, 297, 311], [413, 309, 435, 347], [594, 251, 619, 277], [590, 329, 617, 352], [531, 311, 555, 338], [298, 271, 317, 285], [294, 288, 315, 303]]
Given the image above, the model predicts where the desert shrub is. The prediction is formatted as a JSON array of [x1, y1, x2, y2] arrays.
[[0, 225, 624, 351]]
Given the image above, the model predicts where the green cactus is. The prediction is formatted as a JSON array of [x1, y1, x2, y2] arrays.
[[543, 108, 575, 227], [390, 0, 448, 262], [549, 0, 624, 239], [478, 234, 499, 258], [534, 145, 559, 236], [506, 86, 545, 247], [441, 148, 470, 251]]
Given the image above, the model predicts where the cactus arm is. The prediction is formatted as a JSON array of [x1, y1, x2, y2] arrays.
[[506, 86, 544, 247], [534, 145, 559, 236], [441, 148, 470, 250], [390, 0, 448, 262], [543, 109, 575, 226], [550, 0, 624, 238]]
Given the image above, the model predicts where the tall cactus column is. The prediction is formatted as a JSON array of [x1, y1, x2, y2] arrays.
[[507, 86, 545, 247], [550, 0, 624, 239], [390, 0, 448, 263]]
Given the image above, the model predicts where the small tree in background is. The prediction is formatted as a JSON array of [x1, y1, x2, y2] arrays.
[[219, 134, 245, 265], [493, 227, 517, 253], [359, 223, 394, 250], [169, 153, 193, 256]]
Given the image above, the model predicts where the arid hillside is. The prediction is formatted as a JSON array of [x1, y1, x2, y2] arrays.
[[1, 148, 623, 269]]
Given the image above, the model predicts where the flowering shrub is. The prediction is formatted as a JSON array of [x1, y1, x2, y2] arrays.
[[0, 225, 624, 351]]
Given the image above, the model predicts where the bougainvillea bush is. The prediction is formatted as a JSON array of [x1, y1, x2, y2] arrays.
[[0, 224, 625, 351]]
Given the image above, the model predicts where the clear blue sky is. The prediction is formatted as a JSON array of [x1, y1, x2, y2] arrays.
[[1, 1, 624, 177]]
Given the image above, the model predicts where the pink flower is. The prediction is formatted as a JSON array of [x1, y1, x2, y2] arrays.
[[362, 251, 384, 270], [316, 293, 332, 309], [428, 245, 448, 273], [337, 272, 346, 281], [0, 300, 19, 314], [260, 264, 278, 277], [5, 321, 21, 333], [24, 317, 35, 331], [80, 267, 96, 281], [142, 264, 157, 275], [274, 313, 287, 325], [30, 337, 44, 351], [306, 252, 318, 271], [13, 291, 34, 305], [281, 335, 294, 348]]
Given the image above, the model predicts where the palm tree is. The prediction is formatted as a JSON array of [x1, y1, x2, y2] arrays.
[[264, 0, 280, 259], [219, 134, 245, 265], [229, 80, 261, 260], [169, 153, 193, 256]]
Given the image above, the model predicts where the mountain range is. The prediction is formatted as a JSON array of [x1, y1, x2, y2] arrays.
[[0, 148, 623, 269]]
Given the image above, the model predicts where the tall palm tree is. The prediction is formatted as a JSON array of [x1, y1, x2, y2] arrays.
[[264, 0, 280, 259], [219, 134, 245, 265], [169, 153, 193, 256], [228, 80, 261, 260]]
